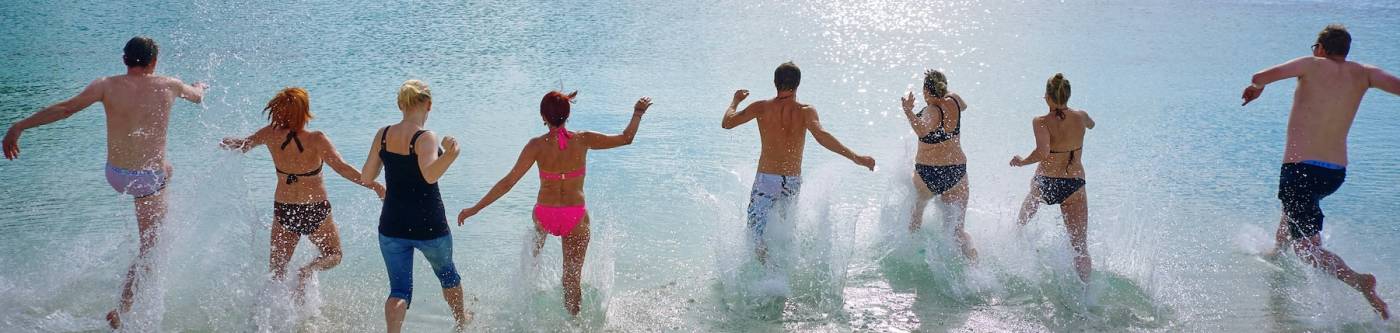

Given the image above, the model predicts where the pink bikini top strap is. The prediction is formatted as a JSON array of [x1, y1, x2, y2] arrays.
[[539, 166, 586, 181], [553, 127, 572, 150]]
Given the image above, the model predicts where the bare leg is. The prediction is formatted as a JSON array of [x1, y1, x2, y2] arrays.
[[909, 172, 934, 232], [109, 192, 166, 329], [561, 216, 592, 316], [1016, 181, 1043, 226], [296, 217, 342, 297], [1265, 214, 1289, 258], [269, 218, 299, 281], [1060, 188, 1091, 283], [443, 286, 470, 331], [384, 297, 408, 333], [755, 241, 768, 266], [1290, 236, 1390, 319], [531, 218, 548, 258], [941, 176, 977, 263]]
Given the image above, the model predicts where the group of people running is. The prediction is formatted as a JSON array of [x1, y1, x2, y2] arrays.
[[2, 23, 1396, 331]]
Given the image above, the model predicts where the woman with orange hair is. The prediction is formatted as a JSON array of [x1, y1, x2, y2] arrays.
[[221, 87, 385, 293], [457, 91, 652, 316]]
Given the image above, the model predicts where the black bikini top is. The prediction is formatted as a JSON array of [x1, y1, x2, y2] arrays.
[[276, 131, 322, 184], [916, 97, 963, 145]]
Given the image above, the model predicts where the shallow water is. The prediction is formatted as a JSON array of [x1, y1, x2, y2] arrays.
[[2, 0, 1400, 331]]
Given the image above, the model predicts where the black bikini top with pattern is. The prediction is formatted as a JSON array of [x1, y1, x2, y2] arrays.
[[916, 97, 963, 145], [276, 131, 322, 184]]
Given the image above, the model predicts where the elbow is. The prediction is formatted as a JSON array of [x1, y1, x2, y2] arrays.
[[721, 122, 735, 130]]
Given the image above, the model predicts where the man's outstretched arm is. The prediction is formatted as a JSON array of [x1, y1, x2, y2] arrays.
[[4, 78, 105, 159], [1243, 57, 1311, 106], [805, 106, 875, 170], [1368, 65, 1400, 96], [171, 78, 207, 104]]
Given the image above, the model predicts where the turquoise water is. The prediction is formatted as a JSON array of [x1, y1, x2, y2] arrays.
[[2, 0, 1400, 331]]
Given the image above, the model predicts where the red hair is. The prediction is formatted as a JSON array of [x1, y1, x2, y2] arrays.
[[266, 87, 312, 130], [540, 90, 577, 127]]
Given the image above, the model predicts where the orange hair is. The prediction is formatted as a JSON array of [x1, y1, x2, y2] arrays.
[[265, 87, 312, 130]]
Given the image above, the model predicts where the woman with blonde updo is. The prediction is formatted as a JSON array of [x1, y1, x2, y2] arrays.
[[1010, 73, 1096, 282], [221, 87, 385, 294], [359, 80, 471, 331], [899, 69, 977, 262]]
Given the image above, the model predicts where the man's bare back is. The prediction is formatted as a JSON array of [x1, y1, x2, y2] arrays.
[[1245, 57, 1400, 165], [751, 97, 812, 176], [99, 74, 205, 170]]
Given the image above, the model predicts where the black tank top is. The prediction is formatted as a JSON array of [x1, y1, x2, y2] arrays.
[[377, 126, 449, 240]]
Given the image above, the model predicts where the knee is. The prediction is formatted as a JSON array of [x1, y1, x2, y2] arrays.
[[436, 267, 461, 289]]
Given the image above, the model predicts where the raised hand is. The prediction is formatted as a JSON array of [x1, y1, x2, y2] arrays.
[[1241, 84, 1263, 106], [732, 89, 750, 106], [457, 206, 481, 226], [194, 82, 210, 90], [634, 97, 653, 115], [901, 91, 916, 112], [3, 126, 22, 160], [441, 136, 460, 156]]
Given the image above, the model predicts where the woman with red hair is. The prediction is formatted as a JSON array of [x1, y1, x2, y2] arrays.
[[457, 91, 652, 316], [221, 87, 385, 294]]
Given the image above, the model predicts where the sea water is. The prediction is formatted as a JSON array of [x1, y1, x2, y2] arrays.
[[2, 0, 1399, 331]]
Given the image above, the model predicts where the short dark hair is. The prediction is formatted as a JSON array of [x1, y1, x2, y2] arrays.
[[1316, 24, 1350, 57], [123, 36, 159, 68], [774, 61, 801, 92]]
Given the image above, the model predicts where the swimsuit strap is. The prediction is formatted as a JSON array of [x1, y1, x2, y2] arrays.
[[540, 166, 586, 181], [1050, 147, 1082, 171], [553, 127, 573, 150], [1053, 107, 1068, 120], [934, 103, 947, 133], [280, 131, 305, 152], [408, 130, 428, 156], [379, 126, 391, 151], [277, 165, 323, 185], [950, 100, 961, 135]]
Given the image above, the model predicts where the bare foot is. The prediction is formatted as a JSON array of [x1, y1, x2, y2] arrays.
[[455, 311, 474, 332], [1262, 247, 1280, 259], [1356, 274, 1390, 320], [106, 309, 121, 329]]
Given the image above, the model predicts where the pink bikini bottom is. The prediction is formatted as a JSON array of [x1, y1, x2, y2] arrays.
[[533, 204, 586, 237]]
